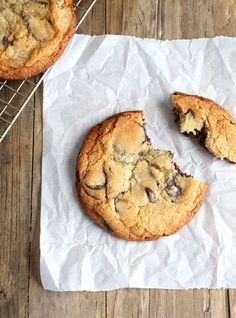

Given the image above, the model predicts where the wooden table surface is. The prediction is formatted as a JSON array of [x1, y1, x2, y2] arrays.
[[1, 0, 236, 317]]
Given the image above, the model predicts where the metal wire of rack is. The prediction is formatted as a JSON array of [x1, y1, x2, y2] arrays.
[[0, 0, 98, 143]]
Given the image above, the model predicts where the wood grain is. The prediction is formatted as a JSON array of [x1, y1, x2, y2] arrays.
[[0, 0, 236, 317], [106, 289, 149, 318], [0, 82, 34, 317]]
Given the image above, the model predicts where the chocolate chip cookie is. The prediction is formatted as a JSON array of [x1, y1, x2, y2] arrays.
[[76, 111, 207, 241], [0, 0, 76, 80], [172, 92, 236, 163]]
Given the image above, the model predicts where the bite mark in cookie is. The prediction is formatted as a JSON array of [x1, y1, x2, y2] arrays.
[[76, 111, 207, 241]]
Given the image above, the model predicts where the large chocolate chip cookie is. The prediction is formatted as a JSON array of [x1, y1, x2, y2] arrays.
[[76, 111, 207, 241]]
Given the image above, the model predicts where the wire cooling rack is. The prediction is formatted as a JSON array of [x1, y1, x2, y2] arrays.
[[0, 0, 98, 143]]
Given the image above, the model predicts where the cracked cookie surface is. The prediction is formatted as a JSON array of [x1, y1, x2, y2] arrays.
[[76, 111, 207, 241], [0, 0, 76, 79], [172, 92, 236, 163]]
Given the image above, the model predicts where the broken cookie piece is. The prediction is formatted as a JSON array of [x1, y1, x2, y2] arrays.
[[172, 92, 236, 163], [76, 111, 207, 241]]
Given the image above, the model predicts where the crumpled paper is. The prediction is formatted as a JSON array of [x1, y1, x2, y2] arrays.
[[41, 34, 236, 291]]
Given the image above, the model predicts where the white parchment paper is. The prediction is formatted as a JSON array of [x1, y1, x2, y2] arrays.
[[41, 34, 236, 291]]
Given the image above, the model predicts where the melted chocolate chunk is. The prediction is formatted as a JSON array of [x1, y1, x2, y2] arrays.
[[2, 37, 14, 46], [166, 175, 182, 201], [145, 187, 157, 203], [166, 175, 175, 188], [183, 124, 207, 143]]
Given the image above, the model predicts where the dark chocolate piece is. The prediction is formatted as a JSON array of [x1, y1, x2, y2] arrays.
[[145, 187, 157, 203]]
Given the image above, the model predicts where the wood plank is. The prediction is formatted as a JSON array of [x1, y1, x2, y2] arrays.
[[212, 0, 236, 37], [106, 0, 157, 37], [28, 1, 107, 317], [229, 290, 236, 318], [106, 289, 149, 318], [160, 0, 214, 39], [79, 0, 106, 35], [0, 82, 35, 317], [149, 289, 229, 318], [149, 289, 207, 318]]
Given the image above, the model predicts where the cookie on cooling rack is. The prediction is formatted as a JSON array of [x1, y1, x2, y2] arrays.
[[0, 0, 76, 80], [76, 111, 207, 241], [172, 92, 236, 163]]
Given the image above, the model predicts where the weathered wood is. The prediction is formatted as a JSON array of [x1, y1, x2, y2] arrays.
[[106, 0, 157, 37], [0, 82, 34, 317], [229, 290, 236, 318], [149, 289, 229, 318], [160, 0, 214, 39], [106, 289, 149, 318], [212, 0, 236, 37]]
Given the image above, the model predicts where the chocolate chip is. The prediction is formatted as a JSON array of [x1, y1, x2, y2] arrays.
[[165, 175, 182, 201], [2, 37, 14, 46], [166, 185, 182, 201], [183, 123, 207, 144], [166, 175, 175, 188], [145, 187, 157, 203]]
